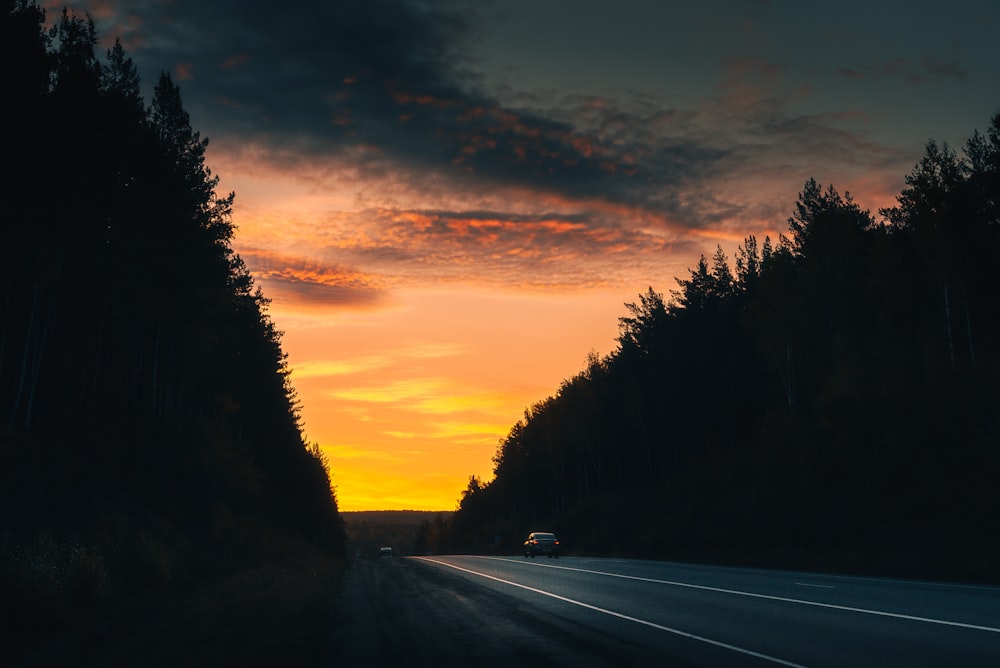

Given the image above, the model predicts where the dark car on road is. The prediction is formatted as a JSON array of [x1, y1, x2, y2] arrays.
[[523, 532, 560, 557]]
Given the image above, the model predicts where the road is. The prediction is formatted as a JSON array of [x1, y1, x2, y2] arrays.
[[329, 554, 1000, 667]]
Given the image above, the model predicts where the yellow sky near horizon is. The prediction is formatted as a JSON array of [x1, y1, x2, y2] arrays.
[[268, 284, 637, 511]]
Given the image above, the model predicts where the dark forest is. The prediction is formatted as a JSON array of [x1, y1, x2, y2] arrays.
[[1, 1, 345, 645], [435, 113, 1000, 583]]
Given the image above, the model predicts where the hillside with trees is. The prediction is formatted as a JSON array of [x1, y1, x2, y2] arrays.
[[444, 113, 1000, 583], [342, 511, 452, 558], [1, 1, 345, 650]]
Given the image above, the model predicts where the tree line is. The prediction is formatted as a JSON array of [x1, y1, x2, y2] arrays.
[[1, 0, 345, 634], [437, 112, 1000, 582]]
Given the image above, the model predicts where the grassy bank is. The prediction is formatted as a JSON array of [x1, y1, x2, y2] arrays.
[[11, 556, 345, 667]]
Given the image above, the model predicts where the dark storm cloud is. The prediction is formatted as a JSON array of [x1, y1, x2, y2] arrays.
[[90, 0, 984, 243], [112, 0, 470, 141], [98, 0, 729, 225]]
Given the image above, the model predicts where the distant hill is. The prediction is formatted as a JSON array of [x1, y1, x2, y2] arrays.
[[343, 511, 453, 558]]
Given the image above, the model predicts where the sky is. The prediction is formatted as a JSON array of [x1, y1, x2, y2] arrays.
[[55, 0, 1000, 510]]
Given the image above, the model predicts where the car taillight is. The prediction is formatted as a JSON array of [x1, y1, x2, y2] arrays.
[[554, 541, 560, 545]]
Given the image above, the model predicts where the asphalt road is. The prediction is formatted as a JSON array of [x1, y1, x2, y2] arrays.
[[329, 555, 1000, 667]]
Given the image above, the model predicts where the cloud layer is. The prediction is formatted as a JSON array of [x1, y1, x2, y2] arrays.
[[95, 0, 974, 265]]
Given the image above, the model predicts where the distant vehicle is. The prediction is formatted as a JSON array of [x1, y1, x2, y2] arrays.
[[523, 532, 560, 558], [379, 546, 393, 558]]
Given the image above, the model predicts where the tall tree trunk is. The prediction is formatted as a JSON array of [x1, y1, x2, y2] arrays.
[[7, 282, 41, 429], [22, 289, 54, 429], [0, 266, 12, 382], [942, 282, 955, 369], [962, 284, 975, 364], [784, 342, 796, 417]]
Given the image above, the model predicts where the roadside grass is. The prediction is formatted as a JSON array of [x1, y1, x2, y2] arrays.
[[14, 556, 345, 668]]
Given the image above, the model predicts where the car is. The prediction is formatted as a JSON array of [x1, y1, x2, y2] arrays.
[[523, 531, 560, 558], [379, 546, 393, 558]]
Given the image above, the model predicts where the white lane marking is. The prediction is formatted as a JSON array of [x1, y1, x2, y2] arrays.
[[794, 583, 835, 589], [416, 556, 806, 668], [477, 557, 1000, 634]]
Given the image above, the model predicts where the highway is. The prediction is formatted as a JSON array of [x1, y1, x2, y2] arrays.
[[331, 554, 1000, 667]]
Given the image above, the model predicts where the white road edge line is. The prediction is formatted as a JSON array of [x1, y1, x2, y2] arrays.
[[415, 556, 807, 668], [477, 556, 1000, 634]]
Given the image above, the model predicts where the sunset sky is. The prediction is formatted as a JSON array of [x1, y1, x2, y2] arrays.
[[63, 0, 999, 510]]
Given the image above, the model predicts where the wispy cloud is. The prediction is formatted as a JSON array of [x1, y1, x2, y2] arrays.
[[291, 343, 469, 379], [329, 377, 515, 417], [240, 249, 385, 306]]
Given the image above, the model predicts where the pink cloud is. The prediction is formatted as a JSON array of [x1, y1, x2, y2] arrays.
[[241, 249, 385, 306]]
